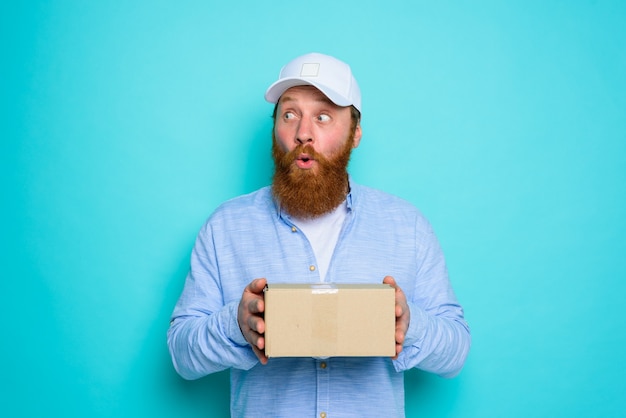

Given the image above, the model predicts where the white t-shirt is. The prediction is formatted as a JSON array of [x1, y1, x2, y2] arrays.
[[291, 201, 348, 282]]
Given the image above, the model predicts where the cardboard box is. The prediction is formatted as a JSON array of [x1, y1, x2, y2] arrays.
[[264, 283, 396, 358]]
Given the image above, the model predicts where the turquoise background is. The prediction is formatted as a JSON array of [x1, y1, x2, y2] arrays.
[[3, 1, 625, 417]]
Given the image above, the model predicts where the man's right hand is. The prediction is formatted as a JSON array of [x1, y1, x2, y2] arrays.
[[237, 278, 268, 364]]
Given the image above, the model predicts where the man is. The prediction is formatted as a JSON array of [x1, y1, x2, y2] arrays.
[[168, 52, 471, 417]]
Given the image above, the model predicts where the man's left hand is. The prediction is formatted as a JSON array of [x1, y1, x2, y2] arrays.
[[383, 276, 410, 359]]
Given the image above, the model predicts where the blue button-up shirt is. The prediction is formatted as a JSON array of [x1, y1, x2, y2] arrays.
[[168, 181, 470, 418]]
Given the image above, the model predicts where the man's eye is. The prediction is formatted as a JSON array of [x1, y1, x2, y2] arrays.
[[283, 112, 295, 120], [317, 114, 331, 122]]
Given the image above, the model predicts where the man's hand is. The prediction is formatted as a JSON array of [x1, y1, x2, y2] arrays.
[[237, 278, 268, 365], [383, 276, 410, 359]]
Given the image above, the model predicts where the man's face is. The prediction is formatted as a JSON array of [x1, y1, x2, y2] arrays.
[[271, 85, 362, 219], [273, 85, 362, 172]]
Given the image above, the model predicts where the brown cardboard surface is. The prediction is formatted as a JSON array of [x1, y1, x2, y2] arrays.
[[264, 283, 396, 358]]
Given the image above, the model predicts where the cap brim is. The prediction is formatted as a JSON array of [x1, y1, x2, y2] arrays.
[[264, 77, 352, 107]]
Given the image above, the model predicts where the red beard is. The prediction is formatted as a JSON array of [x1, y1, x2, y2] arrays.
[[272, 133, 354, 219]]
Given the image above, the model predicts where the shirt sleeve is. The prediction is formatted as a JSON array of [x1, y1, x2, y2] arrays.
[[167, 222, 259, 380], [392, 217, 471, 378]]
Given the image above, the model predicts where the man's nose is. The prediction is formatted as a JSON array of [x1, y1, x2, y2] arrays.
[[295, 118, 313, 144]]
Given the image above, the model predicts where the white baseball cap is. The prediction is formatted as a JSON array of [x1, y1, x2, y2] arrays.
[[265, 52, 361, 112]]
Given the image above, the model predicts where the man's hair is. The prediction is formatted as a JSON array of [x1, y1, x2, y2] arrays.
[[272, 103, 361, 133]]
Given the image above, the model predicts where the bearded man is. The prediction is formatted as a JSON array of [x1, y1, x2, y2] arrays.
[[168, 53, 471, 418]]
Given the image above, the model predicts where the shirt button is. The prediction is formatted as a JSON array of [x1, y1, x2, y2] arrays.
[[320, 362, 327, 369], [320, 413, 327, 418], [309, 265, 316, 272], [291, 226, 297, 232]]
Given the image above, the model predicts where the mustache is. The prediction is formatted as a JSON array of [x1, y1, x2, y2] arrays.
[[276, 143, 327, 168]]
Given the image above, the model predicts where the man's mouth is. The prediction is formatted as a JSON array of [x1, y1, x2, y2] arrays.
[[296, 153, 315, 169]]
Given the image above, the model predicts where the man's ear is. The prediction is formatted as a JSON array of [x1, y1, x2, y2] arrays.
[[353, 123, 362, 148]]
